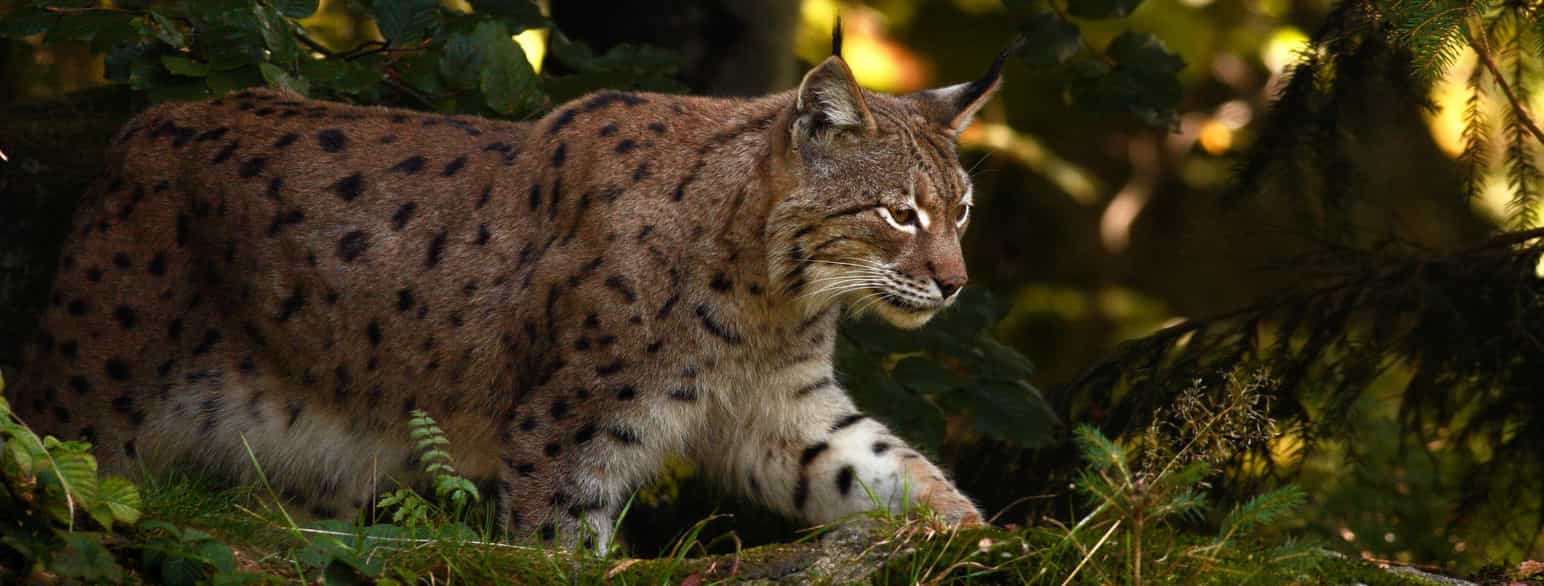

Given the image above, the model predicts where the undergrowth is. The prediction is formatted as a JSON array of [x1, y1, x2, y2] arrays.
[[0, 370, 1456, 584]]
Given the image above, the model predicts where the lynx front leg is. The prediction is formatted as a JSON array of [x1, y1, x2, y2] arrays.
[[697, 379, 981, 526]]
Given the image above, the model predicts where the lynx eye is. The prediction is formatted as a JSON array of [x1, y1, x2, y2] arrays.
[[889, 207, 917, 226], [955, 204, 971, 227]]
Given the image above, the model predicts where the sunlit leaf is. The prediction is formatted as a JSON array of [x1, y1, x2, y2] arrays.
[[96, 476, 143, 527], [472, 19, 539, 115]]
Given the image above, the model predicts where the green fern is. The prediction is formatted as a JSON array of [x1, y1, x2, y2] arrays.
[[374, 409, 480, 529]]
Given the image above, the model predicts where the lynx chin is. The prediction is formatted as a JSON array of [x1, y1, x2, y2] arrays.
[[14, 34, 1006, 550]]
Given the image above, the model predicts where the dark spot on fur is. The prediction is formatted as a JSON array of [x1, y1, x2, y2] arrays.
[[68, 376, 91, 395], [425, 229, 448, 268], [668, 386, 697, 401], [441, 155, 467, 176], [67, 299, 88, 316], [836, 465, 855, 496], [338, 230, 369, 262], [113, 305, 137, 329], [544, 442, 561, 457], [831, 414, 866, 432], [366, 321, 382, 347], [396, 289, 415, 312], [550, 400, 569, 420], [709, 271, 733, 292], [317, 128, 347, 152], [800, 442, 829, 466], [333, 172, 364, 201], [575, 423, 596, 444], [551, 143, 566, 167], [608, 427, 641, 445], [548, 108, 578, 135], [105, 359, 131, 381], [392, 155, 426, 174], [615, 385, 637, 401], [391, 202, 417, 230], [193, 329, 221, 355], [238, 156, 267, 178], [273, 133, 299, 148], [614, 139, 637, 154], [475, 224, 491, 245]]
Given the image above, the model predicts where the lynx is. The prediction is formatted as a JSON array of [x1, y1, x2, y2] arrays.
[[13, 39, 1004, 548]]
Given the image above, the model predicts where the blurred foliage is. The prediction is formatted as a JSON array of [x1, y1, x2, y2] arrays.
[[0, 372, 145, 582], [4, 0, 1544, 574], [0, 0, 682, 114], [1005, 0, 1186, 128]]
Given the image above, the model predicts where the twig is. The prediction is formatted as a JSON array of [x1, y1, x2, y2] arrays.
[[1470, 30, 1544, 146], [293, 31, 339, 58], [1060, 520, 1121, 586], [43, 6, 135, 15]]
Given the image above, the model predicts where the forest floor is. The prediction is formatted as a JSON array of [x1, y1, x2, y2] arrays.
[[28, 471, 1503, 585]]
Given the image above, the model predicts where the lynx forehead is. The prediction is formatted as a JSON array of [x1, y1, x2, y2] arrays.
[[13, 43, 1004, 549]]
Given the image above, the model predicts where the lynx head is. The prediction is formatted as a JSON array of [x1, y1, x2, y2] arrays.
[[769, 43, 1004, 329]]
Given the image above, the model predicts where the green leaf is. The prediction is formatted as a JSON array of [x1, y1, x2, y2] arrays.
[[893, 357, 963, 394], [470, 0, 545, 31], [0, 7, 55, 39], [1068, 32, 1184, 129], [1016, 10, 1081, 67], [189, 1, 267, 71], [1068, 0, 1145, 19], [396, 52, 444, 94], [260, 62, 311, 95], [253, 4, 301, 68], [44, 10, 137, 49], [205, 66, 265, 95], [374, 0, 438, 45], [472, 19, 539, 115], [276, 0, 320, 19], [140, 10, 187, 48], [96, 476, 143, 527], [162, 55, 211, 78], [42, 449, 100, 525], [961, 380, 1059, 448], [51, 533, 125, 583]]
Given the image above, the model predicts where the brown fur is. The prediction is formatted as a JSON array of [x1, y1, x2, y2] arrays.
[[13, 54, 1001, 547]]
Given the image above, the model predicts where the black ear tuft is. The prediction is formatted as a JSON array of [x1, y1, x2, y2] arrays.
[[952, 39, 1015, 112], [832, 16, 843, 58], [906, 36, 1019, 133]]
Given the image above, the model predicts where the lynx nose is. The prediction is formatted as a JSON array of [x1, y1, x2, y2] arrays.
[[934, 276, 965, 299]]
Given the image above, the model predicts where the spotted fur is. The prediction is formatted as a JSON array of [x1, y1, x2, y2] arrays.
[[13, 51, 1002, 549]]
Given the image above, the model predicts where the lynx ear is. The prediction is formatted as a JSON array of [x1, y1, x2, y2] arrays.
[[910, 45, 1010, 133], [795, 56, 877, 139]]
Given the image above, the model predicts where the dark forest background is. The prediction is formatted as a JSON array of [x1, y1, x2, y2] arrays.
[[1, 0, 1542, 574]]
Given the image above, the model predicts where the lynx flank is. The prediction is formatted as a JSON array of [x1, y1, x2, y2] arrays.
[[14, 43, 1004, 548]]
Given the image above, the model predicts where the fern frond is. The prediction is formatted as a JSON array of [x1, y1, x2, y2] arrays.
[[1461, 64, 1493, 199], [1220, 485, 1308, 536], [1073, 425, 1131, 483], [1504, 36, 1542, 227]]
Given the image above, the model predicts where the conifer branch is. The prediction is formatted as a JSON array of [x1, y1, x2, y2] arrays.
[[1471, 31, 1544, 146]]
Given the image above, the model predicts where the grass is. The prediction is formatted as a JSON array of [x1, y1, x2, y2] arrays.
[[0, 371, 1476, 585]]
